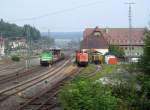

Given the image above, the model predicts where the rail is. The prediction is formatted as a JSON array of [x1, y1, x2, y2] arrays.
[[0, 59, 70, 102]]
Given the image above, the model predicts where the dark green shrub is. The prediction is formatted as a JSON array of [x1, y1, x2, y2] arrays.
[[110, 80, 149, 110], [11, 55, 20, 62]]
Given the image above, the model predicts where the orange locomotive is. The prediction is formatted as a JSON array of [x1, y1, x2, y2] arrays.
[[75, 50, 88, 66]]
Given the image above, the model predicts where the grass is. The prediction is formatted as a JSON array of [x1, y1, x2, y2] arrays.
[[93, 64, 118, 80], [79, 64, 96, 75], [78, 63, 118, 80]]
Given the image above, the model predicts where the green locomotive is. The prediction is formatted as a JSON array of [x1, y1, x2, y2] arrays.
[[40, 49, 64, 66], [40, 50, 53, 66]]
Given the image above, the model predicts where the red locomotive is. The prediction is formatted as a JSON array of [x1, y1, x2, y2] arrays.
[[75, 50, 88, 66]]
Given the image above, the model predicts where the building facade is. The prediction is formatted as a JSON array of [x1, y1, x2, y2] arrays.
[[9, 38, 27, 49], [81, 27, 109, 55], [82, 27, 146, 57]]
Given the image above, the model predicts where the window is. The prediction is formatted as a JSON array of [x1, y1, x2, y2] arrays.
[[133, 40, 136, 43], [94, 32, 101, 37], [112, 39, 115, 43], [140, 40, 144, 44]]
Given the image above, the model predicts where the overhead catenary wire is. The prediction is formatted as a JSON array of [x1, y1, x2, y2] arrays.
[[10, 0, 103, 22]]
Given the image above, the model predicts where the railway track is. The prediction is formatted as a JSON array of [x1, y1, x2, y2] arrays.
[[16, 66, 82, 110], [0, 66, 44, 85], [0, 58, 71, 103], [0, 59, 67, 90], [0, 61, 27, 79], [0, 61, 24, 71], [0, 58, 39, 77]]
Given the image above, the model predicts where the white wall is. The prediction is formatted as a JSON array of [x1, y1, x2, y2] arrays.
[[82, 49, 108, 55]]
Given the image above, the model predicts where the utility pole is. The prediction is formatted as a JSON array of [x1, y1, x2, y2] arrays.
[[0, 33, 3, 44], [48, 29, 50, 48], [0, 32, 2, 38], [26, 27, 31, 70], [125, 2, 135, 63], [149, 14, 150, 30], [0, 32, 5, 56], [79, 37, 81, 50], [48, 29, 50, 37], [0, 33, 2, 53]]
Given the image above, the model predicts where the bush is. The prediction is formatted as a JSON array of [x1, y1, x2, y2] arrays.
[[11, 55, 20, 61], [59, 77, 118, 110], [111, 81, 141, 110]]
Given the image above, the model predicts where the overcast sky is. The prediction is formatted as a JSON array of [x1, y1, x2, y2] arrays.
[[0, 0, 150, 32]]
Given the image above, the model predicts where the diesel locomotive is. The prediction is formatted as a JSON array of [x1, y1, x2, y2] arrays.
[[40, 48, 64, 66], [75, 50, 88, 66]]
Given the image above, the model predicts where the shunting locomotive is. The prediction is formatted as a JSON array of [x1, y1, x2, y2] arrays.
[[40, 48, 64, 66], [75, 50, 88, 66]]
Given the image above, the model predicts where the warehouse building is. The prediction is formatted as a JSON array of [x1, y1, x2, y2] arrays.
[[81, 27, 146, 57]]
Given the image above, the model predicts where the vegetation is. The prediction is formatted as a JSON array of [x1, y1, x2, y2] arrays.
[[113, 31, 150, 110], [93, 64, 117, 79], [0, 19, 41, 41], [11, 55, 20, 61], [137, 31, 150, 109], [59, 77, 118, 110], [108, 45, 124, 57], [59, 58, 150, 110], [79, 64, 96, 75], [139, 32, 150, 74], [22, 24, 41, 41]]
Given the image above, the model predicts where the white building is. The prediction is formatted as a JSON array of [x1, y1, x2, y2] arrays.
[[9, 38, 27, 49]]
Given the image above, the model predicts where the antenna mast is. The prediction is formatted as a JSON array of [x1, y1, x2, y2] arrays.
[[125, 2, 135, 63]]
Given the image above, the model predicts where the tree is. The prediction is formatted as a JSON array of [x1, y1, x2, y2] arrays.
[[108, 45, 124, 57], [139, 32, 150, 74], [23, 25, 41, 41], [0, 20, 41, 41], [137, 31, 150, 109]]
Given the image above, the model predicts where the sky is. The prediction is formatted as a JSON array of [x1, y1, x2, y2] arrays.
[[0, 0, 150, 32]]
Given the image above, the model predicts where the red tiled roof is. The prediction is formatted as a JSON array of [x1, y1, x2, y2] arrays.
[[83, 27, 146, 45], [81, 32, 108, 49]]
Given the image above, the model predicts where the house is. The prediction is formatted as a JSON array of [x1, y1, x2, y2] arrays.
[[81, 27, 109, 55], [0, 37, 5, 56], [9, 37, 27, 49], [82, 27, 146, 57]]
